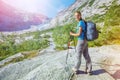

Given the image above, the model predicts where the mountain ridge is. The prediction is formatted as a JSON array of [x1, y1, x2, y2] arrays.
[[0, 0, 50, 31]]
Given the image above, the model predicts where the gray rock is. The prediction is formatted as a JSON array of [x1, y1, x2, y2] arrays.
[[0, 45, 119, 80], [0, 53, 24, 67]]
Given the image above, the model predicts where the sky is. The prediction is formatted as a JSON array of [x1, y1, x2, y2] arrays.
[[4, 0, 76, 18]]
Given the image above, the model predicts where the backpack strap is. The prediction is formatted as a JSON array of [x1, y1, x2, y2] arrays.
[[82, 20, 87, 40]]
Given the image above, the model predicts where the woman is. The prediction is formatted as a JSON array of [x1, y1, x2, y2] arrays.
[[70, 11, 92, 75]]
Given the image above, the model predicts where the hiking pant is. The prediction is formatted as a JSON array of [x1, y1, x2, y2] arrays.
[[74, 39, 92, 72]]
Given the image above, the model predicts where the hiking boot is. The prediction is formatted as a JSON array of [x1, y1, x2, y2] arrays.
[[72, 68, 77, 72], [85, 71, 92, 75], [72, 68, 78, 74], [88, 72, 92, 75], [85, 68, 92, 75]]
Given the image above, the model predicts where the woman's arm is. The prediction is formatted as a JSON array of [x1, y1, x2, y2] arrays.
[[70, 27, 82, 37]]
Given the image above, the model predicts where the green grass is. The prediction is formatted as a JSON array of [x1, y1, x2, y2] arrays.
[[0, 28, 54, 61], [0, 29, 51, 61], [88, 1, 120, 46], [16, 39, 49, 52], [89, 0, 95, 7], [0, 39, 50, 61], [86, 0, 120, 24], [104, 2, 120, 26], [52, 23, 77, 50], [85, 14, 105, 23], [0, 50, 39, 68]]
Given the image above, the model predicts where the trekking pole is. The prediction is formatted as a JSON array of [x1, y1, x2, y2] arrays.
[[66, 36, 71, 64], [73, 37, 76, 52], [70, 30, 76, 53], [66, 31, 76, 64]]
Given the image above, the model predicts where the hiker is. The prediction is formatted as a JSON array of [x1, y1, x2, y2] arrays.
[[70, 11, 92, 75]]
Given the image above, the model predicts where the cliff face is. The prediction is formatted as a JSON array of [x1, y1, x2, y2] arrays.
[[0, 0, 50, 31], [49, 0, 120, 28]]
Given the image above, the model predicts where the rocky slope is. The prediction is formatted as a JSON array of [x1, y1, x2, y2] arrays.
[[0, 31, 120, 80], [49, 0, 120, 28], [0, 30, 120, 80], [0, 44, 120, 80]]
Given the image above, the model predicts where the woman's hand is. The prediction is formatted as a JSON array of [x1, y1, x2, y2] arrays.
[[70, 32, 73, 36], [70, 27, 82, 37]]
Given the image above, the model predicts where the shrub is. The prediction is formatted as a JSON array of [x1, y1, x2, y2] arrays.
[[0, 38, 49, 61], [89, 0, 95, 7], [52, 23, 77, 50]]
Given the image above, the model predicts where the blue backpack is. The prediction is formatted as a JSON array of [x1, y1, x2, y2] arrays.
[[84, 21, 99, 41]]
